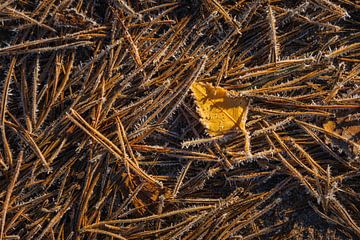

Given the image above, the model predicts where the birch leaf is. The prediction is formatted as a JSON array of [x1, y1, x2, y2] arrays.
[[323, 118, 360, 156], [190, 82, 248, 136]]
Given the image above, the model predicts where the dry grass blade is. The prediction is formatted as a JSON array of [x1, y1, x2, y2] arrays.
[[267, 1, 280, 63], [35, 196, 74, 240], [205, 0, 242, 34], [67, 109, 162, 187], [84, 205, 215, 228], [0, 57, 16, 169], [0, 1, 359, 239], [0, 151, 22, 240], [2, 7, 57, 32]]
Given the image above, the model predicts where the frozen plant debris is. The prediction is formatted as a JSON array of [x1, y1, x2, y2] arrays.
[[190, 82, 249, 136]]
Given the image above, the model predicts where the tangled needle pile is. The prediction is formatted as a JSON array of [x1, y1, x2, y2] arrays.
[[0, 0, 359, 239]]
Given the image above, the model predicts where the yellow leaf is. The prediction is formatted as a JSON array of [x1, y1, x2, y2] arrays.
[[323, 118, 360, 155], [323, 120, 337, 133], [190, 82, 248, 136], [323, 118, 360, 142]]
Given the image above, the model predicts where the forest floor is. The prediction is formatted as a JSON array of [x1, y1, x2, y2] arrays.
[[0, 1, 359, 239]]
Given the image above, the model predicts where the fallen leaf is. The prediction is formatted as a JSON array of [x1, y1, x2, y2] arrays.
[[323, 120, 337, 133], [190, 82, 248, 136], [323, 117, 360, 156]]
